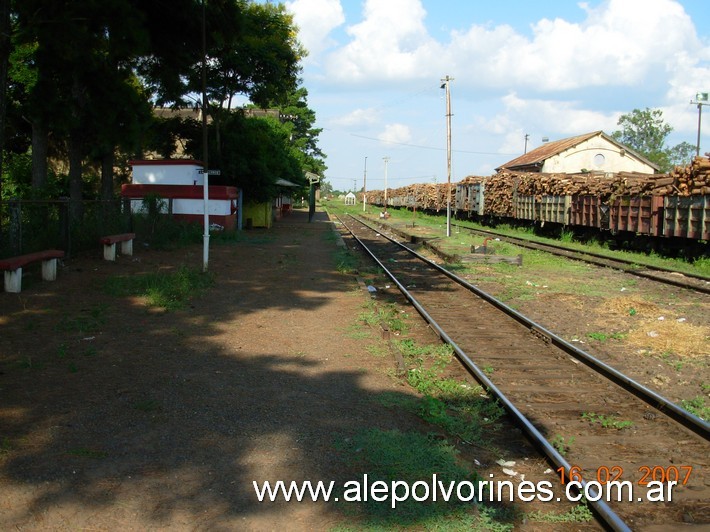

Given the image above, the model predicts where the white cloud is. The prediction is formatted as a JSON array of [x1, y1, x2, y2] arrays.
[[448, 0, 703, 91], [315, 0, 707, 98], [285, 0, 345, 61], [330, 108, 378, 127], [378, 123, 412, 144], [286, 0, 709, 182], [483, 92, 619, 154], [324, 0, 443, 82]]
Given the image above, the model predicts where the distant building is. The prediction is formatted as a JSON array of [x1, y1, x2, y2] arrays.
[[122, 159, 238, 230], [497, 131, 659, 174], [344, 192, 356, 205]]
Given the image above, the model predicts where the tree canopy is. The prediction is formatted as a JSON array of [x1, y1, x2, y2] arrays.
[[1, 0, 324, 212], [611, 108, 696, 173]]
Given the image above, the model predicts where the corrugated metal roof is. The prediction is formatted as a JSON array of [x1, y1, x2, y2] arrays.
[[496, 131, 660, 172], [498, 131, 601, 171]]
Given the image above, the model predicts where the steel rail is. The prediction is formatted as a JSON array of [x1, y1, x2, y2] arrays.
[[451, 223, 710, 293], [339, 214, 631, 532], [353, 214, 710, 440]]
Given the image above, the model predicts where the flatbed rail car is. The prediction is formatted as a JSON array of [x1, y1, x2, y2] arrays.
[[368, 182, 708, 253]]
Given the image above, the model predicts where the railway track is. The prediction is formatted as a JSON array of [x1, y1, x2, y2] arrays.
[[338, 214, 710, 531], [450, 223, 710, 295]]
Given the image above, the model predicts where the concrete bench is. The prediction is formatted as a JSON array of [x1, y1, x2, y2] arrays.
[[0, 249, 65, 293], [99, 233, 136, 261]]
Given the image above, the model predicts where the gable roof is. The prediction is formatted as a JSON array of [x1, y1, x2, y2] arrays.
[[496, 131, 660, 172]]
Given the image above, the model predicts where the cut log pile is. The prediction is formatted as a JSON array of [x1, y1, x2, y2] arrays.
[[667, 156, 710, 195], [367, 183, 456, 211], [364, 157, 710, 216]]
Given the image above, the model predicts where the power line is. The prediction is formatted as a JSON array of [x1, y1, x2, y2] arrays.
[[349, 133, 517, 156]]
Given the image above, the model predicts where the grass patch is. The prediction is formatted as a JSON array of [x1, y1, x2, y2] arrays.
[[550, 434, 574, 456], [393, 338, 504, 445], [344, 324, 372, 340], [527, 504, 593, 523], [587, 331, 626, 342], [679, 396, 709, 421], [330, 201, 710, 278], [365, 344, 389, 358], [581, 412, 633, 430], [334, 247, 359, 274], [104, 265, 214, 310], [335, 429, 512, 529], [358, 301, 409, 334], [56, 304, 107, 334], [0, 437, 12, 455]]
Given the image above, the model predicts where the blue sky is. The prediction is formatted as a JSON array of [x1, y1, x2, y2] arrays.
[[280, 0, 710, 191]]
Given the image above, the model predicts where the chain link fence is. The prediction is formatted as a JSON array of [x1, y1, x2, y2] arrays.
[[0, 198, 133, 259]]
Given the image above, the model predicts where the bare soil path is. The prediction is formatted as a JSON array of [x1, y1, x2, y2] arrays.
[[1, 210, 441, 530]]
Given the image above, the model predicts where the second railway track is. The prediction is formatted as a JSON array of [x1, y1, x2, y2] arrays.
[[450, 223, 710, 295], [338, 213, 710, 531]]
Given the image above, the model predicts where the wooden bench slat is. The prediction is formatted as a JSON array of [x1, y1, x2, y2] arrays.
[[99, 233, 136, 245], [0, 250, 65, 271]]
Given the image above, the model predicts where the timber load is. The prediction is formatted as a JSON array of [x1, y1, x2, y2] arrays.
[[365, 156, 710, 216]]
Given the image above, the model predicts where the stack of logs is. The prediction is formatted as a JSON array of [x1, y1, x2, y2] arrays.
[[365, 156, 710, 215], [667, 156, 710, 195], [368, 183, 456, 211]]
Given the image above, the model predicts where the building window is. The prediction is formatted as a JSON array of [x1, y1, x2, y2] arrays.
[[593, 154, 605, 167]]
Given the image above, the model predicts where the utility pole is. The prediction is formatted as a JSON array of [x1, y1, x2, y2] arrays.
[[363, 156, 367, 212], [201, 0, 210, 272], [441, 75, 453, 237], [692, 92, 708, 157], [383, 156, 390, 210], [524, 133, 529, 154]]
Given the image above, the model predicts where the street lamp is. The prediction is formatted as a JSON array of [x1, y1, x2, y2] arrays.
[[692, 92, 708, 158], [440, 75, 453, 237]]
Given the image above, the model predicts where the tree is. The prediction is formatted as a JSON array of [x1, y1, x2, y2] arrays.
[[269, 87, 326, 177], [4, 0, 317, 213], [0, 0, 11, 204], [667, 141, 696, 168], [611, 108, 694, 172], [212, 112, 302, 202]]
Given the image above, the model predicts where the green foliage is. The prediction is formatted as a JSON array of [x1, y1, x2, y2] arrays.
[[132, 204, 203, 250], [337, 429, 481, 525], [581, 412, 633, 430], [0, 437, 12, 455], [6, 0, 318, 212], [103, 265, 213, 311], [679, 396, 709, 421], [397, 338, 504, 444], [550, 434, 574, 456], [587, 331, 625, 342], [611, 107, 692, 172], [528, 504, 593, 523], [210, 112, 305, 202], [56, 304, 108, 335], [668, 141, 697, 167], [334, 247, 358, 274], [358, 301, 409, 334], [559, 229, 575, 244]]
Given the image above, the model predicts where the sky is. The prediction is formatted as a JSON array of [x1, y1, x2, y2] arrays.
[[279, 0, 710, 191]]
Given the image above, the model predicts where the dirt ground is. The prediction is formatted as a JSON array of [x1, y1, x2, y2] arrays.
[[0, 207, 708, 530], [1, 210, 424, 530]]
